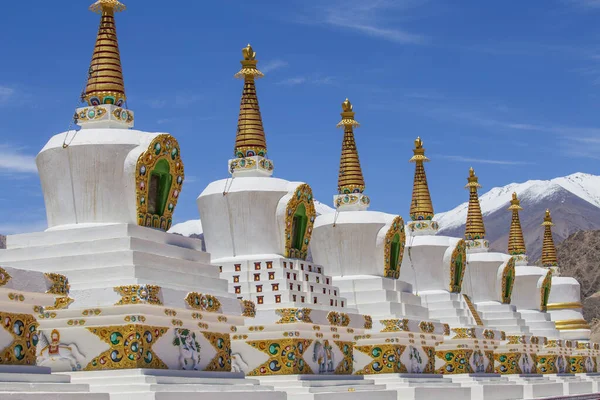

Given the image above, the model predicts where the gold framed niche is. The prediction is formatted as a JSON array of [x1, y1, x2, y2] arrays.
[[383, 216, 406, 279], [501, 257, 516, 304], [449, 240, 467, 293], [284, 184, 317, 260], [540, 271, 552, 312], [135, 134, 184, 231]]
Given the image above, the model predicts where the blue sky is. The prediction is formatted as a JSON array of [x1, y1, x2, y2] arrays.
[[2, 0, 600, 233]]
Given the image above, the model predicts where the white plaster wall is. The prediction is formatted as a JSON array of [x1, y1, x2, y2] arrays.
[[548, 277, 581, 304], [511, 266, 547, 310], [197, 177, 303, 260], [37, 129, 163, 229], [463, 252, 510, 302], [311, 211, 398, 277], [399, 235, 454, 292]]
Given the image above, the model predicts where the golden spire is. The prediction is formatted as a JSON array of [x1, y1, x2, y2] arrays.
[[507, 192, 526, 255], [336, 98, 365, 194], [233, 44, 267, 158], [541, 209, 558, 267], [409, 137, 434, 221], [84, 0, 127, 107], [465, 167, 485, 240]]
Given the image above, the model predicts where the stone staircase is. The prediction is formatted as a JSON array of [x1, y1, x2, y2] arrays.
[[334, 276, 429, 319], [419, 292, 477, 327], [519, 310, 561, 338], [474, 302, 531, 335]]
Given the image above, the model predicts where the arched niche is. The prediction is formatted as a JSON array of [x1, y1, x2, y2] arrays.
[[135, 134, 184, 231], [383, 216, 406, 279], [449, 239, 467, 293], [284, 184, 316, 260], [539, 271, 552, 312], [501, 257, 516, 304]]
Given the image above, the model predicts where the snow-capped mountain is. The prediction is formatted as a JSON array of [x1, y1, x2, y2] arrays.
[[435, 172, 600, 261]]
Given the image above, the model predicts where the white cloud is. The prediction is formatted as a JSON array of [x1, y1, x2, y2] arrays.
[[317, 0, 428, 44], [437, 155, 533, 165], [566, 0, 600, 8], [261, 59, 288, 73], [277, 76, 334, 86], [0, 86, 15, 105], [0, 145, 37, 174]]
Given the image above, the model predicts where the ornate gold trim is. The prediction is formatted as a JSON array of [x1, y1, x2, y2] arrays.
[[501, 257, 516, 304], [46, 297, 75, 310], [275, 308, 312, 324], [114, 285, 162, 306], [328, 311, 350, 327], [135, 134, 184, 231], [247, 338, 313, 375], [383, 216, 406, 279], [449, 240, 467, 292], [284, 184, 316, 260], [241, 300, 256, 317], [540, 271, 552, 311], [546, 302, 583, 310], [44, 273, 70, 296], [0, 311, 38, 365], [185, 293, 221, 313], [381, 319, 409, 332], [0, 267, 11, 287], [554, 319, 590, 330], [84, 324, 168, 370]]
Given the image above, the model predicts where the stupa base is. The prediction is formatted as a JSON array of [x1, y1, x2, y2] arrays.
[[68, 368, 285, 400], [255, 375, 396, 400], [505, 375, 564, 398], [362, 373, 471, 400], [449, 374, 524, 400], [0, 365, 108, 399]]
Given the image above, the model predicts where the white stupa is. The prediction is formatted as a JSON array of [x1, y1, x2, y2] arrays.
[[0, 3, 284, 399], [459, 168, 530, 335]]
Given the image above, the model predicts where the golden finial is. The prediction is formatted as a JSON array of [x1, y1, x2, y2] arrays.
[[90, 0, 126, 13], [337, 98, 360, 128], [507, 192, 526, 255], [409, 137, 434, 220], [541, 209, 558, 267], [242, 44, 256, 60], [235, 43, 264, 79], [409, 136, 429, 162], [464, 167, 485, 240], [342, 98, 353, 112], [508, 192, 523, 211], [465, 167, 482, 188], [233, 44, 267, 158], [336, 99, 364, 194], [84, 0, 127, 106]]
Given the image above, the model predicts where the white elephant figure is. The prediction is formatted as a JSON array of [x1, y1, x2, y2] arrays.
[[313, 340, 335, 373], [473, 350, 485, 373], [37, 329, 85, 371], [521, 353, 532, 374], [408, 346, 423, 373], [173, 329, 201, 370], [585, 356, 595, 373], [556, 355, 566, 373], [231, 352, 249, 373]]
